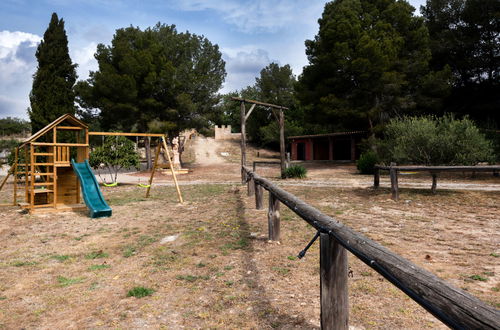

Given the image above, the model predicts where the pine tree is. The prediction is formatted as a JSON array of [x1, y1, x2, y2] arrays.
[[28, 13, 77, 134]]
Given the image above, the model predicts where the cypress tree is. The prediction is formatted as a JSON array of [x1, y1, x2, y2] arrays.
[[28, 13, 77, 134]]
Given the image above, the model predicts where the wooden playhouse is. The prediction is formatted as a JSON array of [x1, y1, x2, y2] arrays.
[[15, 114, 89, 213]]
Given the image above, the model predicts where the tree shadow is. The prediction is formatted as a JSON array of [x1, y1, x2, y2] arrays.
[[233, 188, 318, 329]]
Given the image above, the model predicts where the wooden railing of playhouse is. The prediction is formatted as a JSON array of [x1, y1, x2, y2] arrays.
[[242, 166, 500, 329]]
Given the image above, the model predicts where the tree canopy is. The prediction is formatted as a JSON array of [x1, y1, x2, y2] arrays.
[[76, 23, 226, 138], [422, 0, 499, 124], [296, 0, 451, 134], [28, 13, 77, 134]]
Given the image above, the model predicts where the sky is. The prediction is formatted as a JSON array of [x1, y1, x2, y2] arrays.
[[0, 0, 427, 119]]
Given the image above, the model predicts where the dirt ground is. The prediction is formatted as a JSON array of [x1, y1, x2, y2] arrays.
[[0, 140, 499, 329]]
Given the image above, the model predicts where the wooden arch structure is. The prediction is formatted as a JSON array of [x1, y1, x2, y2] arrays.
[[232, 97, 288, 182], [1, 114, 183, 214]]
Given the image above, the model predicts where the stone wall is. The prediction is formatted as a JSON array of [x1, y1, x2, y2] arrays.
[[214, 125, 240, 140]]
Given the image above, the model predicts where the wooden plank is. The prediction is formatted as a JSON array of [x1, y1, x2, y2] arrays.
[[56, 126, 83, 130], [247, 176, 255, 197], [431, 174, 437, 194], [375, 165, 500, 172], [33, 153, 54, 156], [88, 132, 164, 137], [255, 183, 263, 210], [34, 189, 54, 193], [279, 109, 286, 178], [13, 148, 18, 206], [31, 142, 89, 147], [240, 101, 247, 184], [30, 145, 34, 211], [374, 167, 380, 187], [268, 193, 280, 241], [34, 182, 54, 186], [160, 136, 183, 203], [320, 233, 349, 330], [145, 141, 161, 198], [244, 104, 256, 121], [243, 166, 500, 329], [390, 165, 399, 201], [231, 97, 289, 110]]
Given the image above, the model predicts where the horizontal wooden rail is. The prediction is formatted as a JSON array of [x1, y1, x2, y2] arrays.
[[374, 164, 500, 199], [375, 165, 500, 172], [31, 143, 88, 147], [243, 166, 500, 329], [89, 132, 165, 137]]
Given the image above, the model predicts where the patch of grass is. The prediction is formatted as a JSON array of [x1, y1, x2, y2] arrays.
[[51, 255, 71, 262], [272, 267, 290, 275], [122, 245, 136, 258], [491, 287, 499, 292], [0, 296, 6, 300], [469, 274, 488, 282], [360, 271, 373, 277], [221, 237, 249, 252], [223, 265, 234, 271], [88, 264, 110, 271], [287, 256, 297, 261], [196, 262, 206, 268], [224, 281, 234, 287], [57, 276, 84, 287], [74, 234, 90, 241], [12, 260, 37, 267], [176, 275, 209, 282], [127, 286, 155, 298], [85, 250, 108, 259], [490, 253, 499, 257]]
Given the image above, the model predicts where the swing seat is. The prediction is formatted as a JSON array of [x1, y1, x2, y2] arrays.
[[103, 182, 118, 187]]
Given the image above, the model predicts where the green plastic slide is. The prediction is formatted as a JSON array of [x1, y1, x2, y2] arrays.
[[71, 159, 112, 218]]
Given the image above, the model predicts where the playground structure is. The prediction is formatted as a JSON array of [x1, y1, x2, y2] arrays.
[[0, 114, 182, 215]]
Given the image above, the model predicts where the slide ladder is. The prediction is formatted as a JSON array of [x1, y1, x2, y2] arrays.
[[71, 159, 112, 218]]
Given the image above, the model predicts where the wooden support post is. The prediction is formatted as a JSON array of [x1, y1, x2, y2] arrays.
[[145, 142, 162, 198], [240, 102, 247, 184], [279, 109, 286, 178], [247, 176, 254, 197], [161, 136, 183, 203], [24, 146, 29, 202], [374, 167, 380, 188], [268, 193, 280, 241], [431, 173, 437, 194], [389, 163, 399, 201], [12, 148, 18, 205], [29, 144, 35, 211], [320, 233, 349, 330], [255, 182, 263, 210]]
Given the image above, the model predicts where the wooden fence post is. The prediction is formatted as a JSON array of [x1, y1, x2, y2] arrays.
[[389, 163, 399, 201], [248, 176, 255, 197], [268, 193, 280, 241], [255, 183, 263, 210], [320, 233, 349, 330], [374, 166, 380, 188], [431, 173, 437, 194]]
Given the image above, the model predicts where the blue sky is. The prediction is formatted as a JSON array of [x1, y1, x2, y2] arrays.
[[0, 0, 426, 119]]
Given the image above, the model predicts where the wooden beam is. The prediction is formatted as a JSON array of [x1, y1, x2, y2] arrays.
[[320, 233, 349, 330], [390, 164, 399, 201], [279, 109, 286, 177], [243, 167, 500, 329], [161, 136, 183, 203], [56, 126, 83, 130], [231, 97, 289, 110], [255, 183, 263, 210], [31, 142, 89, 147], [431, 174, 437, 194], [247, 175, 255, 197], [89, 132, 164, 137], [145, 141, 161, 198], [244, 104, 256, 121], [268, 193, 280, 241], [240, 101, 247, 184]]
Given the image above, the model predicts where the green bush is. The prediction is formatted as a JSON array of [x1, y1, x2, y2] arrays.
[[381, 115, 494, 165], [357, 151, 379, 174], [89, 135, 140, 183], [282, 165, 307, 179]]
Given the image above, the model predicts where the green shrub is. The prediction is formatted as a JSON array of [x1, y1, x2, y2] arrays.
[[357, 151, 379, 174], [127, 286, 155, 298], [282, 165, 307, 179], [381, 115, 494, 165]]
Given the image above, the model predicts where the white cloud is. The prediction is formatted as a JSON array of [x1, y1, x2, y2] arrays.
[[71, 42, 98, 80], [221, 46, 275, 92], [0, 30, 41, 118], [173, 0, 324, 33]]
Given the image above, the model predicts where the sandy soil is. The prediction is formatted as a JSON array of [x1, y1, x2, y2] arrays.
[[0, 139, 498, 329]]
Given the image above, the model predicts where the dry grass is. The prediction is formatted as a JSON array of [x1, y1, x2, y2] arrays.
[[0, 170, 498, 329]]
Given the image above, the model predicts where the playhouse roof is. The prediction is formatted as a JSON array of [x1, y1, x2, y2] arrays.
[[21, 113, 88, 146]]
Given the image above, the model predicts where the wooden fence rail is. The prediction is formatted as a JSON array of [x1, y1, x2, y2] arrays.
[[374, 164, 500, 200], [242, 166, 500, 329]]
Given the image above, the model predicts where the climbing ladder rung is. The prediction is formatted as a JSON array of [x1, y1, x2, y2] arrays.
[[33, 163, 54, 166], [33, 189, 53, 193], [34, 182, 54, 186], [33, 153, 54, 156]]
